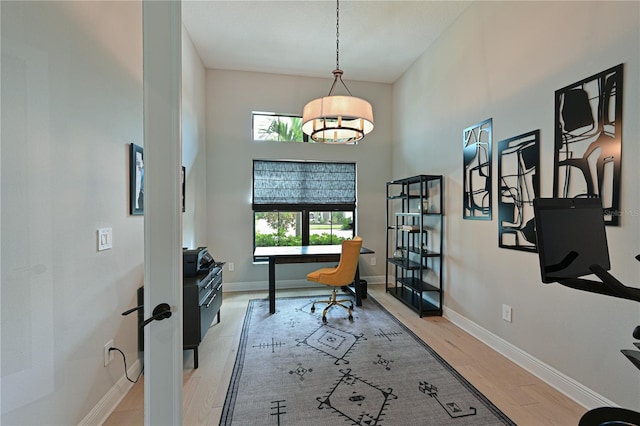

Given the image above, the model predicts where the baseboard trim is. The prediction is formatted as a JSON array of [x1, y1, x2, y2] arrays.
[[79, 359, 141, 426], [443, 306, 617, 410]]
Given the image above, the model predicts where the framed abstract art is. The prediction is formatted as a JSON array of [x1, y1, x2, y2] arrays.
[[463, 118, 493, 220], [130, 143, 144, 215]]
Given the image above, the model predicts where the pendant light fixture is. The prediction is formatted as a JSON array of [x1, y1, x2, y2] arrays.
[[302, 0, 374, 144]]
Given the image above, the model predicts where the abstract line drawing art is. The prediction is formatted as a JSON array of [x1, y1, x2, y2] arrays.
[[554, 63, 623, 226], [497, 130, 540, 252], [463, 118, 493, 220]]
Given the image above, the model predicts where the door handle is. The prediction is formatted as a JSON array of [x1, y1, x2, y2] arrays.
[[122, 303, 172, 327], [121, 305, 143, 316], [140, 303, 172, 328]]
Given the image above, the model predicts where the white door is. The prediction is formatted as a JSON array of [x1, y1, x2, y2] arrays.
[[142, 1, 183, 424]]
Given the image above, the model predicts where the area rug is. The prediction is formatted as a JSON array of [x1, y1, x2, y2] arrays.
[[220, 295, 515, 425]]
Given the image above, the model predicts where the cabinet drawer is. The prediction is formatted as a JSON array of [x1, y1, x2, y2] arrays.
[[200, 280, 222, 340]]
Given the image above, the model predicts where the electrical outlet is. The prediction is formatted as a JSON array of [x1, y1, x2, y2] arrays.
[[370, 257, 376, 266], [228, 262, 235, 272], [502, 304, 512, 322], [104, 339, 114, 366]]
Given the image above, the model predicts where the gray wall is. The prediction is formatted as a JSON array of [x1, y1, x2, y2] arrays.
[[1, 2, 144, 424], [393, 0, 640, 408], [205, 69, 392, 289], [2, 0, 639, 424], [1, 1, 207, 424], [182, 23, 208, 250]]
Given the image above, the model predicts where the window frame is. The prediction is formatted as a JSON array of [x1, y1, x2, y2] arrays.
[[252, 111, 309, 143], [252, 159, 357, 261], [253, 207, 356, 262]]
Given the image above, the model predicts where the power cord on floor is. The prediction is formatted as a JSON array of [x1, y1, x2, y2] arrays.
[[109, 347, 144, 383]]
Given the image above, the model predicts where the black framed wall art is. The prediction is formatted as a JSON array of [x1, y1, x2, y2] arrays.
[[497, 130, 539, 252], [130, 143, 144, 215], [182, 166, 186, 213], [553, 63, 623, 226], [463, 118, 493, 220]]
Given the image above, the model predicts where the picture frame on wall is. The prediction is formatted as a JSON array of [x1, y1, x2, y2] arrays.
[[553, 63, 623, 226], [182, 166, 186, 213], [463, 118, 493, 220], [130, 143, 144, 215], [497, 130, 539, 252]]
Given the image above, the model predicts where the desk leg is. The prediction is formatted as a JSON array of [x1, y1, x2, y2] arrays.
[[269, 257, 276, 314], [354, 264, 362, 307]]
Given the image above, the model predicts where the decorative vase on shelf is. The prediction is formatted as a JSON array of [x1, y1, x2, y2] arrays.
[[393, 247, 405, 260], [422, 199, 429, 213]]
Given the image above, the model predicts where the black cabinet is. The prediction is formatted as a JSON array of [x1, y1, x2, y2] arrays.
[[136, 263, 223, 369], [386, 175, 444, 317], [183, 264, 223, 368]]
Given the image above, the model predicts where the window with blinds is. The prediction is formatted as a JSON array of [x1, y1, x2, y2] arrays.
[[252, 160, 356, 210], [252, 160, 356, 253]]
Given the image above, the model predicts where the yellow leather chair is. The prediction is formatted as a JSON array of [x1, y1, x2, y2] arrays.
[[307, 237, 363, 323]]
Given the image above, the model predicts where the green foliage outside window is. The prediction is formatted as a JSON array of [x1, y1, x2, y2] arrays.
[[255, 232, 345, 247], [255, 212, 296, 234], [253, 113, 306, 142]]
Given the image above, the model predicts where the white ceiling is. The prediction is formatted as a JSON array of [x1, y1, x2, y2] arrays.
[[182, 1, 471, 84]]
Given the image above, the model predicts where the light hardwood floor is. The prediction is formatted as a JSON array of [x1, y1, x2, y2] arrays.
[[104, 285, 586, 425]]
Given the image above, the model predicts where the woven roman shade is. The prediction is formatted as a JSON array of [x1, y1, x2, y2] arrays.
[[252, 160, 356, 209]]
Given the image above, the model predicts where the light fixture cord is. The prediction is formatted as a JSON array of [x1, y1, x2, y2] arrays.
[[335, 0, 340, 71], [328, 0, 353, 97]]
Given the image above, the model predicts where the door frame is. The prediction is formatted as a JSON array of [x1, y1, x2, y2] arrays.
[[142, 1, 183, 424]]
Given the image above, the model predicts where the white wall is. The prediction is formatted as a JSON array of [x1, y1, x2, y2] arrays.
[[393, 1, 640, 408], [182, 26, 208, 249], [1, 2, 208, 424], [205, 70, 392, 288], [1, 1, 144, 424]]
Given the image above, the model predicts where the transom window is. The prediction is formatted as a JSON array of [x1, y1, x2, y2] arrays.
[[252, 111, 309, 142], [252, 160, 356, 260]]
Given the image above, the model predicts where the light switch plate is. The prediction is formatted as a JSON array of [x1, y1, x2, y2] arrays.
[[502, 304, 512, 322], [98, 228, 113, 251]]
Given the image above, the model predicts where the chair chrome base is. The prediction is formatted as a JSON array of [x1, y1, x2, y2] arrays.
[[311, 288, 354, 323]]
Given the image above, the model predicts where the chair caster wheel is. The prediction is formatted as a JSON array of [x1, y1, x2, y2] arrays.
[[322, 316, 327, 323], [349, 304, 354, 310], [348, 315, 354, 321], [311, 306, 315, 313]]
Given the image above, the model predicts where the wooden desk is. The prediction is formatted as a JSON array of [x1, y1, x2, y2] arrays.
[[254, 245, 375, 314]]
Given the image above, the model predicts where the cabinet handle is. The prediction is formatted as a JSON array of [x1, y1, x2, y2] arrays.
[[215, 282, 223, 291], [201, 288, 213, 304], [206, 293, 217, 308], [204, 278, 214, 290]]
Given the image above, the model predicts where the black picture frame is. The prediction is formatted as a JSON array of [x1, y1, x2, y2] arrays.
[[553, 63, 623, 226], [497, 130, 539, 252], [463, 118, 493, 220], [182, 166, 186, 213], [130, 143, 144, 215]]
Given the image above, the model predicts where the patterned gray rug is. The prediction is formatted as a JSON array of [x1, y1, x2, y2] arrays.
[[220, 295, 515, 425]]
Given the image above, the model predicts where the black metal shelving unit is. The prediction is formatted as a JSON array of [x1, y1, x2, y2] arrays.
[[385, 175, 444, 317]]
